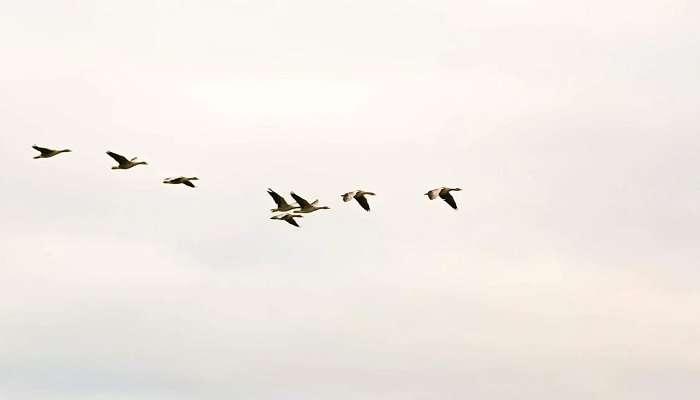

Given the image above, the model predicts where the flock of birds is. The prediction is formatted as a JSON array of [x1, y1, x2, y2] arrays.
[[32, 144, 463, 228]]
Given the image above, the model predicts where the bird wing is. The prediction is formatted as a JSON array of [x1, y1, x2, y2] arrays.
[[427, 188, 441, 200], [354, 194, 371, 211], [267, 189, 289, 207], [290, 192, 311, 208], [342, 191, 356, 202], [183, 180, 195, 188], [32, 145, 52, 154], [440, 192, 458, 209], [285, 217, 300, 227], [106, 151, 129, 165]]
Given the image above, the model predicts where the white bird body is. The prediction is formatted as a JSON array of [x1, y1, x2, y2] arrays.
[[425, 187, 462, 209], [270, 213, 304, 227], [342, 190, 376, 211], [163, 176, 199, 188], [342, 191, 358, 202], [290, 192, 330, 213], [107, 151, 148, 169], [32, 145, 71, 159]]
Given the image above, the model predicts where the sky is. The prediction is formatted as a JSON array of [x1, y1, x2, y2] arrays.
[[1, 1, 699, 399]]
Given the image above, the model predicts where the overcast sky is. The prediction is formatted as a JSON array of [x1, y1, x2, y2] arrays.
[[1, 1, 699, 399]]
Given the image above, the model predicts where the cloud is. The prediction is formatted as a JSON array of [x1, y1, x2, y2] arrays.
[[1, 1, 699, 399]]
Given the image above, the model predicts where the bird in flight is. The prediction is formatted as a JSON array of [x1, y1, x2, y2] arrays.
[[290, 192, 330, 213], [32, 145, 71, 159], [341, 190, 376, 211], [163, 176, 199, 188], [267, 188, 300, 212], [425, 187, 462, 209], [270, 213, 304, 227], [106, 151, 148, 169]]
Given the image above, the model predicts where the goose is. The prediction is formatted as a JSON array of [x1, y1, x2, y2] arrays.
[[270, 213, 303, 227], [106, 151, 148, 169], [163, 177, 199, 188], [290, 192, 330, 214], [267, 188, 300, 212], [342, 190, 376, 211], [32, 145, 71, 159], [425, 187, 462, 209]]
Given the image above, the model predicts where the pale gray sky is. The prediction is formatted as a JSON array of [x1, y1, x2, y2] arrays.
[[1, 1, 699, 399]]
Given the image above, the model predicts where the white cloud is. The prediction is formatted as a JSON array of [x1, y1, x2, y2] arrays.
[[1, 1, 699, 399]]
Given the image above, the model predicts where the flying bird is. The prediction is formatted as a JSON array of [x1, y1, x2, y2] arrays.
[[163, 177, 199, 188], [106, 151, 148, 169], [270, 213, 303, 227], [290, 192, 330, 214], [425, 187, 462, 209], [267, 188, 300, 212], [32, 145, 71, 159], [342, 190, 376, 211]]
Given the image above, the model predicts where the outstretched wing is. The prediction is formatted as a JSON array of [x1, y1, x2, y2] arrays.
[[267, 189, 289, 207], [440, 192, 458, 209], [106, 151, 129, 165], [290, 192, 311, 208], [32, 145, 52, 154], [285, 217, 300, 227], [183, 180, 195, 188], [354, 194, 370, 211]]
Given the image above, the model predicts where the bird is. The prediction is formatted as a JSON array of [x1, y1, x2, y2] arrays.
[[290, 192, 330, 213], [342, 190, 376, 211], [32, 145, 71, 159], [106, 151, 148, 169], [270, 213, 303, 227], [163, 177, 199, 188], [425, 187, 462, 209], [267, 188, 300, 212]]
